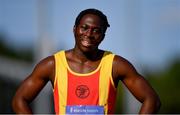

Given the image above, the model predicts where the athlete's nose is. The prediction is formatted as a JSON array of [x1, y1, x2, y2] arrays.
[[85, 29, 93, 37]]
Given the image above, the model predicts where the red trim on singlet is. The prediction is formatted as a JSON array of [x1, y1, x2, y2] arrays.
[[108, 80, 117, 114], [54, 83, 59, 114]]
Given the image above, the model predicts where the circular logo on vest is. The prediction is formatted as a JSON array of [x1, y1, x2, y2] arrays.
[[75, 85, 90, 99]]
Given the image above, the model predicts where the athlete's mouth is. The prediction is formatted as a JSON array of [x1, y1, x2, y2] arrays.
[[81, 39, 93, 47]]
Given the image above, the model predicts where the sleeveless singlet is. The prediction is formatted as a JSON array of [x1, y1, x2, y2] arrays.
[[53, 50, 117, 114]]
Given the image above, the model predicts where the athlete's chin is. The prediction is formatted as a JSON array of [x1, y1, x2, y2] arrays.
[[80, 46, 97, 53]]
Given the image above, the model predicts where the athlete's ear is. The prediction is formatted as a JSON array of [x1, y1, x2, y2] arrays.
[[73, 25, 76, 34]]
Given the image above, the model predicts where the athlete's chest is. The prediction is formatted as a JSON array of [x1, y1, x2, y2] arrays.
[[67, 70, 100, 105], [67, 58, 101, 74]]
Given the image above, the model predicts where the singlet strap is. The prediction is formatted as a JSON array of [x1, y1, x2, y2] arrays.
[[54, 51, 68, 114], [99, 51, 115, 114]]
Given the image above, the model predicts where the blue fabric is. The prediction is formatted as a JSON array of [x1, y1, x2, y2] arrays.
[[66, 105, 104, 114]]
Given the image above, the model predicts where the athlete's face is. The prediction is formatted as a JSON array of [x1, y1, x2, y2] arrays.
[[73, 14, 105, 52]]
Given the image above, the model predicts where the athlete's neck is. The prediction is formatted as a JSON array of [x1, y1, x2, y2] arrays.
[[71, 48, 103, 62]]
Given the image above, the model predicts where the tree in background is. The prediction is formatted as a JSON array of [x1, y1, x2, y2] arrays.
[[146, 58, 180, 113]]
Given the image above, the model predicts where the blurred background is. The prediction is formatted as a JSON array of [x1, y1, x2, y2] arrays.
[[0, 0, 180, 114]]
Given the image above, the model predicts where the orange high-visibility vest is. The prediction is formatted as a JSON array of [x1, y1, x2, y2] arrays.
[[53, 51, 117, 114]]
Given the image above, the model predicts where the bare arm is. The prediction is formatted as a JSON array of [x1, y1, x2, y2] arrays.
[[12, 56, 55, 114], [113, 55, 161, 114]]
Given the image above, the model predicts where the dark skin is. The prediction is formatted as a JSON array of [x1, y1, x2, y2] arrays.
[[12, 14, 161, 114]]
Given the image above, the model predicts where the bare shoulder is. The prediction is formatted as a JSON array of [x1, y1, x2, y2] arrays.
[[36, 55, 55, 69], [113, 55, 137, 73], [32, 55, 55, 82], [113, 55, 131, 66], [112, 55, 138, 80]]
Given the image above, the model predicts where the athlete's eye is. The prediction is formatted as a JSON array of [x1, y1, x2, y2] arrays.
[[80, 25, 88, 31], [93, 28, 101, 33]]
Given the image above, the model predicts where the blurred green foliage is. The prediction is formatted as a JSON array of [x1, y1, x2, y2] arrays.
[[146, 59, 180, 113], [0, 77, 18, 113], [0, 35, 33, 62]]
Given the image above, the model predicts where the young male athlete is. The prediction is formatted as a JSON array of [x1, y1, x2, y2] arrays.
[[12, 8, 161, 114]]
